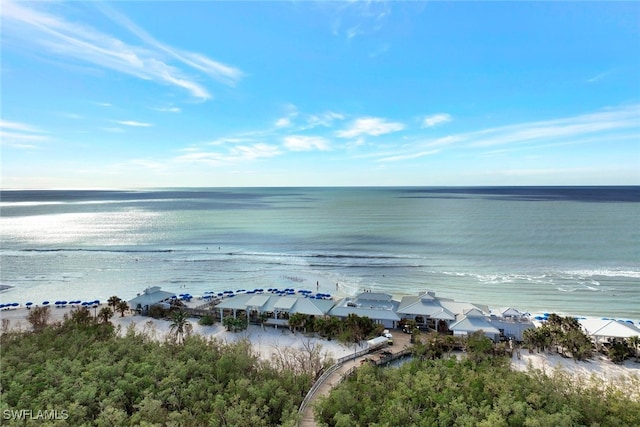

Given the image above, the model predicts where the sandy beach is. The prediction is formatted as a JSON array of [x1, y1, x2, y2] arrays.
[[2, 304, 639, 400]]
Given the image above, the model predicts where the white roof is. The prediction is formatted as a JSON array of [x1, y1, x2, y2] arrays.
[[500, 307, 521, 317], [215, 293, 335, 316], [246, 294, 270, 309], [396, 295, 456, 320], [449, 315, 501, 335], [128, 287, 175, 307], [591, 320, 640, 338], [274, 297, 297, 311]]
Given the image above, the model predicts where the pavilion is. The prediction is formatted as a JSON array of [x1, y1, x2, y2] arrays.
[[128, 286, 175, 315], [448, 308, 502, 342], [328, 292, 400, 329], [214, 292, 335, 327]]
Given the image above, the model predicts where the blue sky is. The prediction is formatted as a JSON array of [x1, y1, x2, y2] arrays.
[[1, 1, 639, 188]]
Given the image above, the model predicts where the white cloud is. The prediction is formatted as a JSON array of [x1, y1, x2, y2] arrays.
[[377, 150, 439, 162], [422, 113, 452, 128], [283, 135, 330, 151], [465, 105, 639, 148], [114, 120, 153, 127], [337, 117, 405, 138], [155, 106, 181, 113], [0, 120, 48, 148], [176, 143, 281, 165], [1, 1, 243, 101], [275, 117, 292, 128], [306, 111, 345, 128]]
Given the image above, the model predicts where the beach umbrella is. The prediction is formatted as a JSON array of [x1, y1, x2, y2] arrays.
[[26, 302, 33, 307], [12, 302, 19, 307], [42, 301, 50, 305]]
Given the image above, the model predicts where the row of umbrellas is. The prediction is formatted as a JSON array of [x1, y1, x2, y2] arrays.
[[197, 287, 334, 301], [533, 313, 638, 325], [0, 300, 101, 309]]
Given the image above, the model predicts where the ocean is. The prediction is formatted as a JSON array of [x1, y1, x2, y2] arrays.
[[1, 187, 638, 320]]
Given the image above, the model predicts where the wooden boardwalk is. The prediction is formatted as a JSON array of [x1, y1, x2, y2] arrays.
[[298, 332, 413, 427]]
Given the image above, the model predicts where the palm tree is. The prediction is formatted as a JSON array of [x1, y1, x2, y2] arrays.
[[170, 310, 192, 344], [288, 313, 305, 333], [98, 307, 114, 324], [116, 300, 129, 317], [108, 295, 122, 310]]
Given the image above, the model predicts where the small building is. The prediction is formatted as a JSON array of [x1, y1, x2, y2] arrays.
[[488, 317, 534, 342], [214, 292, 335, 327], [579, 318, 640, 347], [397, 291, 456, 332], [329, 292, 400, 329], [397, 291, 490, 333], [449, 308, 501, 342], [128, 286, 175, 315]]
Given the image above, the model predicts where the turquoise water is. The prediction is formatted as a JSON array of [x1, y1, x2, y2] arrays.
[[1, 187, 638, 319]]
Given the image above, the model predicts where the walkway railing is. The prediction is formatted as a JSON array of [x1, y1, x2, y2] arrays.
[[297, 346, 414, 425]]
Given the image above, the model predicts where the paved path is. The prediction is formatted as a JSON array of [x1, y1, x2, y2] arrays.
[[299, 331, 413, 427]]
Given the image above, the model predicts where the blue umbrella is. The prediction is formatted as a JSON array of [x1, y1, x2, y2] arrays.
[[26, 302, 33, 307], [42, 301, 50, 305]]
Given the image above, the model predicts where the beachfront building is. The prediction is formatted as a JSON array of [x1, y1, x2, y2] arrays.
[[128, 286, 175, 315], [449, 308, 502, 342], [579, 318, 640, 349], [488, 317, 535, 342], [214, 292, 335, 328], [328, 292, 400, 329], [396, 291, 491, 333]]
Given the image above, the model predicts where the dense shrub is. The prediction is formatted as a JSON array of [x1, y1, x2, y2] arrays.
[[314, 356, 640, 427], [0, 321, 311, 426], [198, 314, 215, 326]]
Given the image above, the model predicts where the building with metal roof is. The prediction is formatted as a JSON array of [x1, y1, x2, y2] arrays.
[[397, 291, 490, 332], [214, 292, 335, 327], [328, 292, 400, 329], [128, 286, 175, 314]]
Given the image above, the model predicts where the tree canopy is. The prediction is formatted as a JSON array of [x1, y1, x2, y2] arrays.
[[314, 356, 640, 427], [1, 318, 312, 426]]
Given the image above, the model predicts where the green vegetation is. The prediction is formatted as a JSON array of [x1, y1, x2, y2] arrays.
[[523, 314, 593, 361], [286, 313, 382, 344], [223, 315, 249, 332], [4, 306, 638, 427], [1, 312, 321, 427], [198, 314, 215, 326], [314, 355, 640, 427]]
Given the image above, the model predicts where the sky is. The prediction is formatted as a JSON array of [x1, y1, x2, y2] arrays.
[[1, 1, 639, 188]]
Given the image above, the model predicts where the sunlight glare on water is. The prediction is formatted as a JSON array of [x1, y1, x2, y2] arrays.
[[1, 210, 159, 246]]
